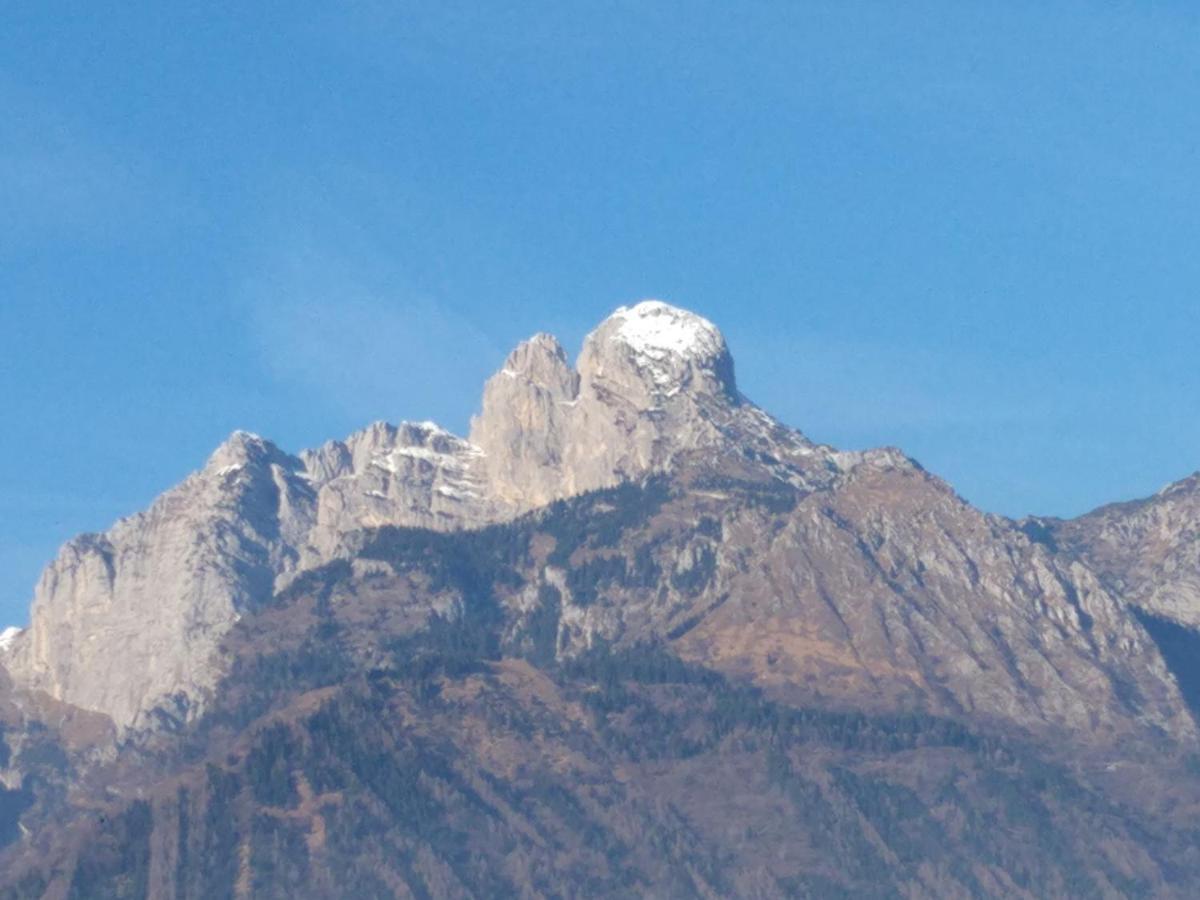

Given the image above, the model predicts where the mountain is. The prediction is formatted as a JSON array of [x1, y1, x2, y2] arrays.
[[3, 300, 1200, 897], [2, 301, 837, 731], [1037, 473, 1200, 629]]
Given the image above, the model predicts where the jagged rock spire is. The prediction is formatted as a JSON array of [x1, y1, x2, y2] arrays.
[[472, 300, 746, 502], [469, 333, 579, 506]]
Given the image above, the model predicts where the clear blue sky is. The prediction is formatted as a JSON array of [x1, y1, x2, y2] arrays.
[[3, 2, 1200, 625]]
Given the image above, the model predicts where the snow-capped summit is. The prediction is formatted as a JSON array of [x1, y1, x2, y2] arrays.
[[580, 299, 737, 401], [608, 300, 728, 365]]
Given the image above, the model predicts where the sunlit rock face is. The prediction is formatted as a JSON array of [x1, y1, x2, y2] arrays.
[[6, 300, 776, 729], [7, 431, 312, 728], [6, 298, 1200, 755], [299, 420, 499, 561], [472, 301, 750, 503], [469, 332, 579, 508], [562, 301, 740, 494], [1040, 472, 1200, 627]]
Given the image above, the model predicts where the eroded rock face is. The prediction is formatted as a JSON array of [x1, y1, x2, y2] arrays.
[[563, 301, 741, 494], [470, 301, 854, 501], [5, 301, 775, 728], [299, 420, 500, 562], [470, 302, 760, 499], [469, 333, 579, 507], [7, 432, 313, 728], [1042, 473, 1200, 628], [5, 297, 1200, 748], [6, 420, 515, 728]]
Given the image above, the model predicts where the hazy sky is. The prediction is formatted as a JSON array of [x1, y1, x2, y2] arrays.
[[4, 2, 1200, 625]]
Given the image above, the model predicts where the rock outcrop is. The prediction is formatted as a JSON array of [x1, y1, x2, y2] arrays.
[[1040, 473, 1200, 628], [299, 420, 499, 559], [5, 298, 1200, 753], [6, 432, 313, 728], [559, 300, 741, 494], [3, 301, 794, 728], [469, 333, 579, 507]]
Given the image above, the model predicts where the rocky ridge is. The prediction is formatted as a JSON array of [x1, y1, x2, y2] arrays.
[[6, 300, 1200, 895], [7, 475, 1200, 897], [1, 302, 865, 728], [1038, 472, 1200, 629], [3, 298, 1200, 760]]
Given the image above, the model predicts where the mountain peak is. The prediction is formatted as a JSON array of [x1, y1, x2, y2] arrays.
[[226, 429, 266, 446], [506, 331, 567, 364], [495, 332, 578, 397], [205, 430, 289, 474], [607, 300, 727, 364], [578, 300, 737, 404]]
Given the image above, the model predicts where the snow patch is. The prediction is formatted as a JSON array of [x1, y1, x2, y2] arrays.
[[369, 437, 483, 476], [394, 445, 467, 466], [0, 626, 22, 653], [435, 483, 479, 501], [605, 300, 729, 390], [609, 300, 725, 364], [369, 446, 453, 473]]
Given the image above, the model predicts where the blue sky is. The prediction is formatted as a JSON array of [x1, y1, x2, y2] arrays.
[[3, 2, 1200, 625]]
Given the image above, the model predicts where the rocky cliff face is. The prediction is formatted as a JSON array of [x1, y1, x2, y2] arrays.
[[4, 299, 1200, 755], [6, 432, 312, 729], [297, 420, 500, 560], [1040, 472, 1200, 628], [6, 481, 1200, 898], [469, 333, 579, 507], [468, 300, 806, 500], [8, 299, 1200, 896], [3, 302, 825, 728]]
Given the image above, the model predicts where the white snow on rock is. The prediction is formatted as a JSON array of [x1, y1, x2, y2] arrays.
[[0, 626, 22, 653], [609, 300, 726, 364]]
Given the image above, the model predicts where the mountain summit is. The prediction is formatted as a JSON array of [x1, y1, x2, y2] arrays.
[[5, 300, 1200, 895], [4, 297, 1196, 752], [3, 301, 820, 728], [585, 299, 737, 400], [471, 300, 761, 508]]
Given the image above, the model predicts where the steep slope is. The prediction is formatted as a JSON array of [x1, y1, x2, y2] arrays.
[[0, 302, 836, 728], [5, 486, 1200, 898], [6, 300, 1200, 747], [618, 466, 1189, 744], [1043, 472, 1200, 628], [7, 432, 313, 728]]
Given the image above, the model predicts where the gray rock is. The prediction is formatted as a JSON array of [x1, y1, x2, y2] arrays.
[[1041, 472, 1200, 627], [7, 432, 311, 728], [6, 298, 1200, 749]]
